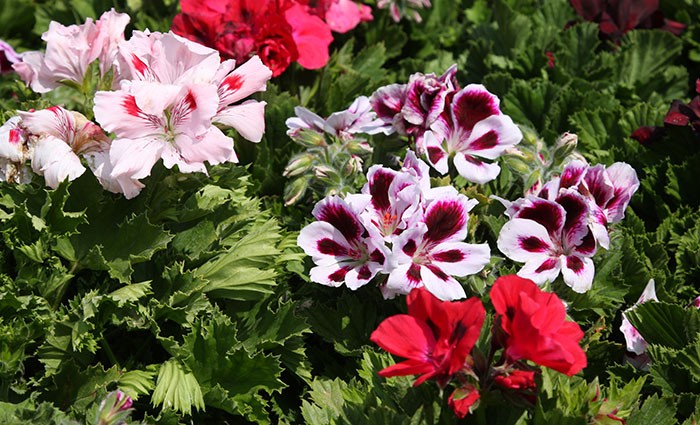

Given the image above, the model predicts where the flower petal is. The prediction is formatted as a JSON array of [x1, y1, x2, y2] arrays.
[[214, 100, 267, 143], [431, 242, 490, 276], [560, 255, 594, 293], [453, 152, 501, 184], [497, 218, 555, 263]]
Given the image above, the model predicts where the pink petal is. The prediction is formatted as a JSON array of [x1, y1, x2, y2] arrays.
[[604, 162, 640, 223], [216, 55, 272, 106], [85, 150, 144, 199], [285, 4, 333, 70], [325, 0, 365, 33], [109, 137, 164, 180], [31, 136, 85, 188], [214, 100, 267, 143], [176, 126, 236, 166], [559, 159, 588, 189]]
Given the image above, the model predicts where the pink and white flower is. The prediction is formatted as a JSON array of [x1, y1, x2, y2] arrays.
[[286, 96, 387, 140], [383, 194, 490, 301], [497, 191, 597, 293], [424, 84, 522, 184], [297, 196, 389, 289], [0, 116, 31, 183], [13, 9, 129, 93], [19, 106, 111, 189], [620, 279, 658, 355]]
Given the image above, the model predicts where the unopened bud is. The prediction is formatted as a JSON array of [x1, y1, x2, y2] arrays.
[[345, 139, 373, 155], [502, 155, 531, 175], [284, 177, 309, 206], [344, 155, 364, 176], [283, 153, 315, 177], [292, 128, 327, 148], [552, 132, 578, 165]]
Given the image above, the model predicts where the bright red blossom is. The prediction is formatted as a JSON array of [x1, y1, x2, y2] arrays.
[[491, 275, 587, 376], [448, 385, 480, 418], [370, 287, 485, 387], [172, 0, 333, 76]]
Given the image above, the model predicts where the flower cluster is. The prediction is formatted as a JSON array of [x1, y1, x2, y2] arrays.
[[4, 10, 272, 198], [172, 0, 370, 77], [297, 150, 491, 301], [497, 159, 639, 293], [371, 275, 586, 418], [370, 65, 522, 184]]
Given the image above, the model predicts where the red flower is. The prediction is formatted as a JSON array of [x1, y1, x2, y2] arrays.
[[569, 0, 684, 41], [448, 385, 480, 418], [172, 0, 332, 76], [370, 287, 485, 387], [494, 369, 536, 390], [490, 275, 587, 376]]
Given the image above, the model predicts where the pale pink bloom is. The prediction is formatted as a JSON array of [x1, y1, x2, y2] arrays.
[[13, 9, 129, 92], [0, 117, 31, 183], [693, 296, 700, 308], [620, 279, 658, 355], [383, 194, 490, 301], [286, 96, 387, 140], [19, 106, 110, 188], [94, 80, 233, 198], [0, 40, 21, 74]]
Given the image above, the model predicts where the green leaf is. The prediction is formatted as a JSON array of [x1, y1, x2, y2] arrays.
[[628, 394, 678, 425], [118, 369, 156, 401], [151, 359, 205, 416], [626, 302, 700, 349]]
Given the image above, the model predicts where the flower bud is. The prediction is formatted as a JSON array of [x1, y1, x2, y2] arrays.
[[284, 177, 309, 206], [292, 128, 327, 148], [283, 153, 315, 177], [552, 132, 578, 165]]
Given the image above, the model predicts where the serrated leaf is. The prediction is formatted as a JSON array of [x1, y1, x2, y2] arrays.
[[118, 369, 156, 401], [628, 394, 677, 425], [151, 359, 205, 416], [626, 302, 700, 349]]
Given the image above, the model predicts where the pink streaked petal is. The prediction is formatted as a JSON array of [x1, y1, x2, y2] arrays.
[[214, 100, 266, 143], [84, 150, 144, 199], [159, 136, 206, 174], [464, 115, 522, 159], [450, 84, 501, 133], [312, 196, 365, 242], [93, 87, 168, 139], [364, 165, 398, 212], [575, 230, 597, 257], [19, 106, 75, 142], [620, 314, 647, 355], [513, 197, 565, 238], [420, 265, 466, 301], [604, 162, 640, 223], [453, 152, 501, 184], [370, 83, 406, 124], [431, 242, 490, 276], [559, 159, 588, 189], [636, 279, 659, 304], [556, 189, 590, 247], [31, 136, 85, 188], [497, 218, 555, 263], [216, 55, 272, 106], [109, 137, 164, 180], [423, 194, 475, 244], [309, 262, 350, 287], [560, 255, 594, 293], [156, 32, 220, 84], [582, 164, 614, 206], [517, 255, 561, 285], [93, 9, 130, 76], [12, 51, 57, 93]]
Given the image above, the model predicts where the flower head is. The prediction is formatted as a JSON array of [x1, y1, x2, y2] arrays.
[[370, 287, 485, 387]]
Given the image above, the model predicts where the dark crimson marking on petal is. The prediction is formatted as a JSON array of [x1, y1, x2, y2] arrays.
[[535, 258, 558, 273], [222, 74, 243, 93], [576, 231, 596, 255], [317, 203, 362, 242], [469, 130, 499, 151], [131, 54, 149, 76], [517, 202, 562, 236], [560, 165, 584, 189], [8, 129, 20, 144], [370, 249, 385, 264], [427, 264, 450, 281], [566, 256, 584, 274], [183, 91, 197, 111], [329, 267, 349, 282], [449, 321, 467, 344], [403, 239, 418, 256], [519, 236, 549, 253], [453, 89, 499, 132], [424, 200, 466, 244], [433, 249, 465, 262], [505, 306, 515, 321], [122, 95, 142, 117], [427, 146, 445, 165], [369, 169, 394, 211], [358, 265, 372, 280], [317, 238, 348, 256], [557, 192, 587, 233], [407, 264, 422, 283]]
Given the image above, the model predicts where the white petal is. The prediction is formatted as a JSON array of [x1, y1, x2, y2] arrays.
[[420, 266, 466, 301], [32, 136, 85, 188], [560, 255, 595, 293], [516, 255, 561, 285], [453, 152, 500, 184], [431, 241, 490, 276], [497, 218, 555, 263]]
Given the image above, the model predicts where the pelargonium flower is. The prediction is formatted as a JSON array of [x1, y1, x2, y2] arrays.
[[0, 116, 31, 183], [664, 79, 700, 136], [384, 193, 491, 301], [297, 196, 390, 289], [19, 106, 112, 189], [377, 0, 432, 23], [0, 40, 21, 74], [13, 9, 129, 93], [370, 286, 485, 387], [300, 0, 373, 33], [491, 275, 587, 376], [497, 191, 597, 293], [620, 279, 658, 355], [172, 0, 333, 76], [423, 84, 522, 184]]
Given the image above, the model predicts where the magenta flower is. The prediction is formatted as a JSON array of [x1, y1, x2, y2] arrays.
[[384, 193, 490, 301], [497, 191, 597, 293], [297, 196, 389, 289], [423, 84, 522, 184]]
